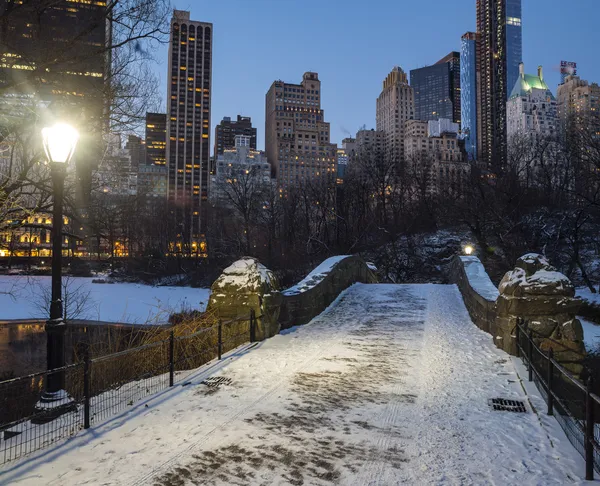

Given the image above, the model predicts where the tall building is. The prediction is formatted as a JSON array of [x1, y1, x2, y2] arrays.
[[214, 115, 257, 156], [265, 72, 337, 187], [355, 129, 385, 156], [557, 75, 600, 126], [210, 135, 271, 206], [166, 10, 212, 243], [125, 135, 146, 171], [507, 64, 557, 141], [410, 52, 461, 125], [376, 67, 414, 163], [0, 1, 108, 213], [476, 0, 522, 169], [145, 113, 167, 166], [461, 32, 479, 160]]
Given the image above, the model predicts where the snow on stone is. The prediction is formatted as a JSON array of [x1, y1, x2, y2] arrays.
[[526, 270, 571, 288], [460, 255, 499, 301], [0, 276, 210, 324], [282, 255, 351, 296], [2, 283, 585, 485], [215, 257, 276, 291]]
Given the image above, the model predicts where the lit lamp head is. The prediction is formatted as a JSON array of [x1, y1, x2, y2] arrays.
[[463, 245, 474, 256], [42, 123, 79, 165]]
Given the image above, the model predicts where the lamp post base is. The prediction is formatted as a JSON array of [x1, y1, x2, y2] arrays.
[[32, 390, 76, 424]]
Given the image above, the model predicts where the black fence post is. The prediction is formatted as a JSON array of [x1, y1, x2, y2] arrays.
[[218, 320, 223, 360], [250, 309, 255, 343], [515, 319, 521, 358], [528, 329, 533, 382], [83, 343, 91, 429], [169, 329, 175, 387], [547, 348, 554, 416], [586, 375, 595, 480]]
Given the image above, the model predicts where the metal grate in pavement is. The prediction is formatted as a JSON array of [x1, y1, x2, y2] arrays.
[[488, 398, 527, 413], [201, 377, 232, 389]]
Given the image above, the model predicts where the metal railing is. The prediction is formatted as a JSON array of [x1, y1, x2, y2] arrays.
[[0, 309, 258, 465], [516, 318, 600, 480]]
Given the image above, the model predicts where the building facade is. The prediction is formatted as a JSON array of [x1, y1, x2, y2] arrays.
[[145, 113, 167, 166], [461, 32, 478, 160], [476, 0, 522, 169], [507, 64, 557, 141], [410, 52, 461, 125], [210, 135, 271, 205], [557, 75, 600, 126], [376, 67, 414, 163], [166, 10, 212, 243], [405, 120, 469, 197], [265, 72, 337, 187], [138, 165, 168, 198], [214, 115, 257, 156]]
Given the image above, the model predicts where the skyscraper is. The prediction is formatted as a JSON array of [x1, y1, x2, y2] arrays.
[[166, 10, 212, 247], [376, 67, 414, 163], [476, 0, 522, 169], [265, 72, 337, 187], [145, 113, 167, 166], [461, 32, 478, 160], [214, 115, 257, 156], [410, 52, 461, 126], [557, 75, 600, 127]]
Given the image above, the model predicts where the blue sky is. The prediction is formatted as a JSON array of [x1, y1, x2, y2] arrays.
[[153, 0, 598, 151]]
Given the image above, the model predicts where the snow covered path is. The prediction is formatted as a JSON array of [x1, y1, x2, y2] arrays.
[[2, 284, 586, 485]]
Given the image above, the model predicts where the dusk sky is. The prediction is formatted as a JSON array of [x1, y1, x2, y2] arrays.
[[153, 0, 598, 152]]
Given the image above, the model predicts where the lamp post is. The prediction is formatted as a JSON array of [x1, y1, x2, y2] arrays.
[[40, 123, 79, 407], [463, 244, 474, 256]]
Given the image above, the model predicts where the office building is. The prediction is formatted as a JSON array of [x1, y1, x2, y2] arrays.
[[355, 129, 385, 156], [166, 10, 212, 242], [138, 165, 168, 198], [214, 115, 257, 156], [265, 72, 337, 187], [410, 52, 461, 125], [376, 67, 414, 163], [125, 135, 146, 171], [507, 64, 557, 141], [145, 113, 167, 166], [476, 0, 523, 168], [461, 32, 479, 160], [428, 118, 459, 137]]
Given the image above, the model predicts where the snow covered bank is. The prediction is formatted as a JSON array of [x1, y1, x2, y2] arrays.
[[581, 316, 600, 352], [0, 276, 210, 324], [2, 284, 585, 485]]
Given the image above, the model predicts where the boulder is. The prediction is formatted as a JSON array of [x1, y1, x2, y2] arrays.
[[207, 257, 282, 340]]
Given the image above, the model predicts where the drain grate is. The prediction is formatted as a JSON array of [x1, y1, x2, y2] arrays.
[[488, 398, 527, 413], [201, 377, 232, 388]]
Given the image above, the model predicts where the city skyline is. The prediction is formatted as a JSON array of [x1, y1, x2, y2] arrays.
[[152, 0, 598, 151]]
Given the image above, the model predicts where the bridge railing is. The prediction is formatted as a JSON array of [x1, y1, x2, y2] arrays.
[[0, 310, 259, 466], [516, 318, 599, 480]]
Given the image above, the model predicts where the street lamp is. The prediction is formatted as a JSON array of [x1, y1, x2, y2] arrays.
[[463, 244, 474, 256], [38, 123, 79, 411]]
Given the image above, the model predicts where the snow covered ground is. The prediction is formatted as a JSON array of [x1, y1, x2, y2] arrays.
[[0, 276, 210, 324], [1, 284, 586, 484]]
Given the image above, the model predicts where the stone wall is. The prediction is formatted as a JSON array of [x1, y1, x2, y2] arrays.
[[207, 255, 377, 339], [278, 256, 378, 329], [450, 253, 586, 373]]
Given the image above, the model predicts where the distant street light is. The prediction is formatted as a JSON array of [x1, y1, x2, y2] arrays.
[[463, 245, 474, 256], [38, 123, 79, 413]]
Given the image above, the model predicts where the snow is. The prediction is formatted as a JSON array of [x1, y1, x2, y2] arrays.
[[1, 283, 585, 484], [577, 286, 600, 306], [460, 255, 499, 301], [580, 316, 600, 352], [282, 255, 352, 296], [0, 276, 210, 324], [527, 269, 572, 288], [215, 257, 275, 290]]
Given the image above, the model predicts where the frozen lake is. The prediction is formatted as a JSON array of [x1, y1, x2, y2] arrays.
[[0, 276, 210, 324]]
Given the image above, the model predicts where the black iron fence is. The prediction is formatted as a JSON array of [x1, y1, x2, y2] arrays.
[[516, 318, 600, 480], [0, 310, 258, 466]]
